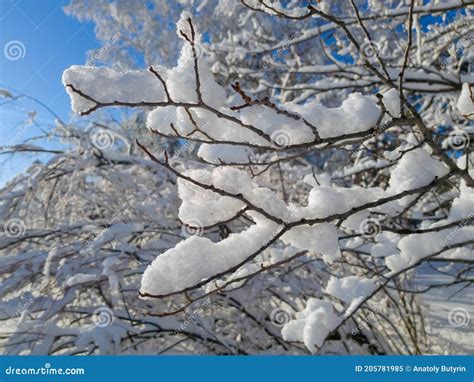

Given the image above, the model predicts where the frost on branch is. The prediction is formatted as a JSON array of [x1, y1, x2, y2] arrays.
[[197, 144, 253, 165], [385, 226, 474, 273], [62, 66, 168, 114], [177, 167, 291, 223], [53, 7, 474, 355], [282, 299, 341, 353], [387, 149, 448, 194], [281, 223, 340, 263], [385, 181, 474, 273], [63, 16, 399, 149], [141, 211, 280, 297], [177, 169, 245, 226], [283, 276, 377, 353], [289, 92, 382, 138], [457, 83, 474, 119], [325, 276, 376, 306]]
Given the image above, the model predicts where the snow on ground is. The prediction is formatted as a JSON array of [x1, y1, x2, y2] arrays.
[[414, 263, 474, 354]]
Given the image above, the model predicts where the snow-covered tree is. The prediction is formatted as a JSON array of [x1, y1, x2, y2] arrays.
[[1, 0, 473, 355]]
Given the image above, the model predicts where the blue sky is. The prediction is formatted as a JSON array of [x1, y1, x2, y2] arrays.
[[0, 1, 466, 186], [0, 0, 98, 184]]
